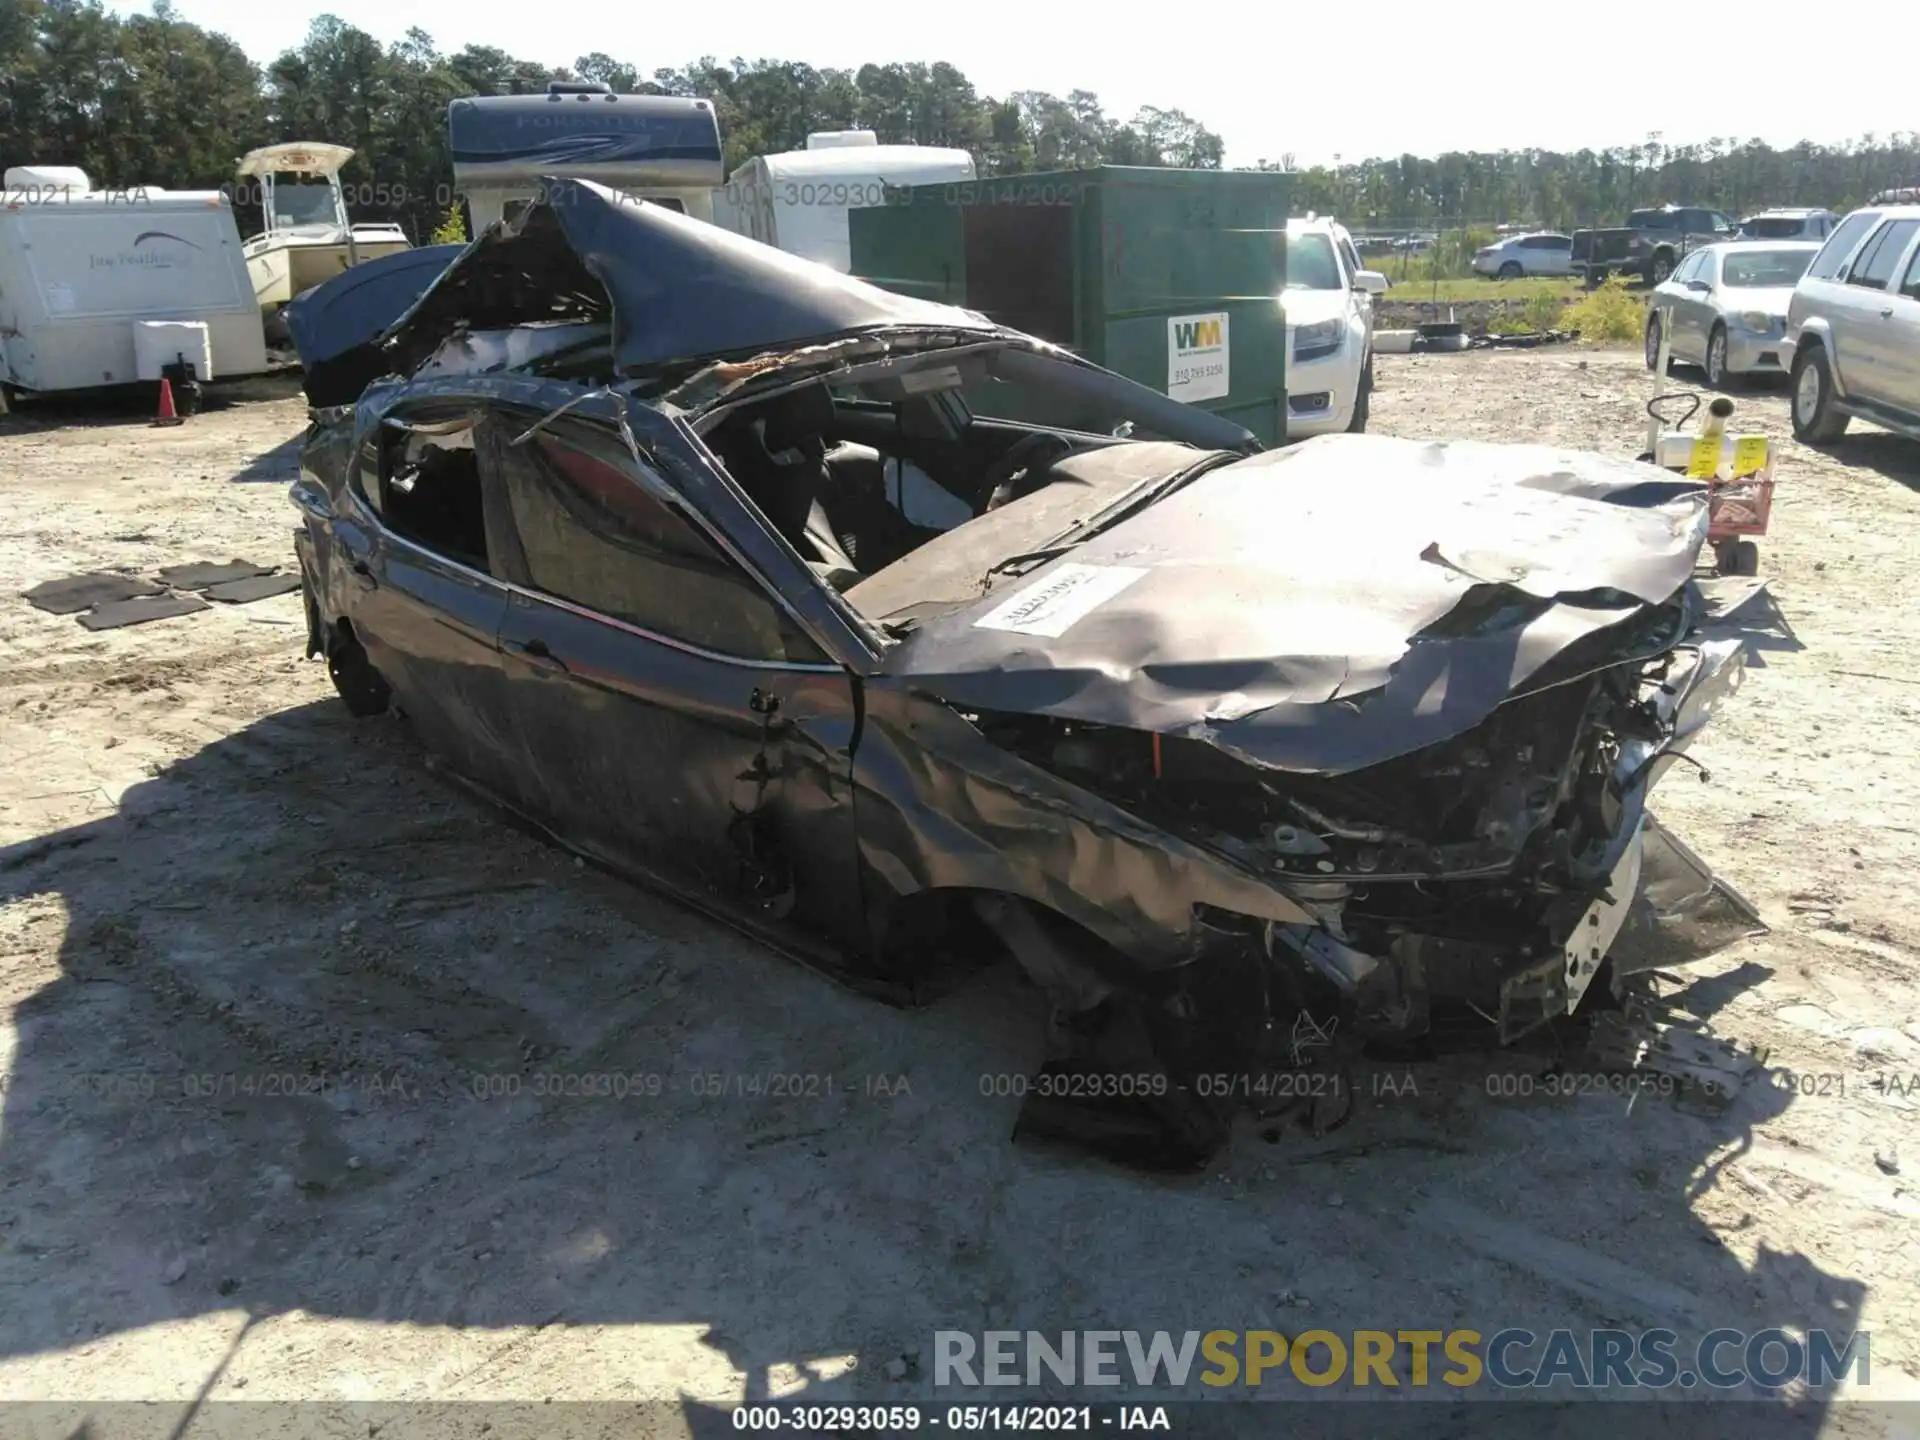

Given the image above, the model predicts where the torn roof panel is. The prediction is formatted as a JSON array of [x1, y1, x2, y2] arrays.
[[382, 176, 997, 379]]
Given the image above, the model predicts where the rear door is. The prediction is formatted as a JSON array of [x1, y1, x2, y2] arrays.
[[476, 404, 869, 949], [334, 401, 520, 797]]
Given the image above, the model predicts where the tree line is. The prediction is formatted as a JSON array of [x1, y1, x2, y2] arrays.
[[3, 0, 1916, 245], [1269, 137, 1920, 233], [0, 1, 1225, 241]]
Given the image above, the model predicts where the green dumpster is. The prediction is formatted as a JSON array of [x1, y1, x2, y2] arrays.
[[849, 166, 1290, 445]]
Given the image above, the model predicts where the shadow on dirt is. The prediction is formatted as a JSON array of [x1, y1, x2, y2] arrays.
[[232, 432, 306, 484], [1706, 589, 1805, 668], [0, 697, 1869, 1430], [1823, 432, 1920, 491], [1663, 960, 1778, 1023]]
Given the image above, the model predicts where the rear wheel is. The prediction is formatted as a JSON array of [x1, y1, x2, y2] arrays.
[[1649, 252, 1675, 285], [1790, 345, 1850, 444], [325, 623, 391, 718]]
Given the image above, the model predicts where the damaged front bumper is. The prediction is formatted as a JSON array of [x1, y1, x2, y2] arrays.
[[993, 637, 1759, 1170], [1272, 636, 1755, 1042]]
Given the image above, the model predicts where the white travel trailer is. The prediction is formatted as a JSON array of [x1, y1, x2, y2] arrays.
[[712, 131, 977, 272], [0, 167, 269, 404], [448, 83, 723, 231]]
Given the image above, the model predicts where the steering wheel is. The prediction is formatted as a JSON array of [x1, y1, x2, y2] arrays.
[[982, 432, 1077, 512]]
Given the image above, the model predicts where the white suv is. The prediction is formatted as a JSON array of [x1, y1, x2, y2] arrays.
[[1786, 204, 1920, 444], [1283, 217, 1388, 438], [1736, 208, 1839, 242]]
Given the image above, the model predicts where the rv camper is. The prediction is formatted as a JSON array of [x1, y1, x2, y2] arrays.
[[0, 166, 269, 404], [712, 131, 976, 272], [235, 142, 411, 323], [447, 83, 723, 231]]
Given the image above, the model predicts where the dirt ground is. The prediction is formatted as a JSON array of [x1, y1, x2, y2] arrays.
[[3, 350, 1919, 1434]]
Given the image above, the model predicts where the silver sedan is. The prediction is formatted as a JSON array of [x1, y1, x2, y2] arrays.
[[1645, 241, 1821, 386]]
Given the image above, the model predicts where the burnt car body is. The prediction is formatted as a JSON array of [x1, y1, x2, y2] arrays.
[[290, 178, 1757, 1169]]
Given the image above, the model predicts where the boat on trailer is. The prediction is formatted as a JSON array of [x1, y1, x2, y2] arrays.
[[235, 143, 409, 326]]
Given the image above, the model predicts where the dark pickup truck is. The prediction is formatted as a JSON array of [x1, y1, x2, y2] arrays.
[[1569, 205, 1737, 286]]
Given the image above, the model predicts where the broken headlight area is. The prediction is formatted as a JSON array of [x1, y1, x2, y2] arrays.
[[965, 625, 1743, 1166]]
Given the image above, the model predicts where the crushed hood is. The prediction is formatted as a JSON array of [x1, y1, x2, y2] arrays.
[[879, 434, 1710, 775], [382, 176, 998, 378]]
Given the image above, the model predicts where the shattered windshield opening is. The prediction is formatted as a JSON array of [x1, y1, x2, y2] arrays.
[[693, 344, 1235, 628]]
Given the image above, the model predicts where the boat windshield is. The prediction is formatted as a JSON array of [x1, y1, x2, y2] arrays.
[[271, 180, 346, 233]]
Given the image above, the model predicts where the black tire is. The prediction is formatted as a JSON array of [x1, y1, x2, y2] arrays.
[[1649, 252, 1675, 285], [325, 626, 391, 718], [1497, 261, 1523, 280], [1347, 352, 1373, 433], [1729, 540, 1760, 577], [1584, 266, 1607, 290], [1790, 344, 1850, 444], [1704, 323, 1735, 390], [1644, 313, 1665, 372]]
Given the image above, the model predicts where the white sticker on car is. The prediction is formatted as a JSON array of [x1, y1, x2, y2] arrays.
[[972, 563, 1148, 639]]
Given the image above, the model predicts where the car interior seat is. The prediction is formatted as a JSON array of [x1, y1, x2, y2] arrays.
[[720, 385, 862, 589]]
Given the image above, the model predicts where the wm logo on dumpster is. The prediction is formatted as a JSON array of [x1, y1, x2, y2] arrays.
[[1174, 318, 1222, 350]]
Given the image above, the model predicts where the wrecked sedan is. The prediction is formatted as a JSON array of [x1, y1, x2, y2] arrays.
[[291, 178, 1753, 1170]]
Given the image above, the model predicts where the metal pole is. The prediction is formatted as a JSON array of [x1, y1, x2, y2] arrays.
[[1647, 305, 1674, 456]]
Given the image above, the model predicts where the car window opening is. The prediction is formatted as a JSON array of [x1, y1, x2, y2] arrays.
[[378, 422, 493, 575], [1286, 233, 1342, 290], [698, 349, 1209, 618]]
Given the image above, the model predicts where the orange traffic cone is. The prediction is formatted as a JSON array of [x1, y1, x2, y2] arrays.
[[152, 377, 183, 427]]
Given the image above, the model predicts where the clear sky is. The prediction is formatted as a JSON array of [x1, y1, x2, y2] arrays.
[[121, 0, 1913, 168]]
